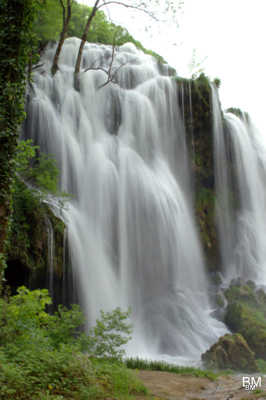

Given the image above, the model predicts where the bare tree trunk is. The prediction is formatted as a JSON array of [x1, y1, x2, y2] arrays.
[[74, 0, 100, 90], [51, 0, 72, 75]]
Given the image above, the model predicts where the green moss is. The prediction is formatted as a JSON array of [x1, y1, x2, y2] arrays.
[[225, 284, 266, 360], [195, 187, 217, 267], [5, 139, 65, 291], [226, 107, 250, 122], [225, 284, 258, 305], [202, 333, 258, 372]]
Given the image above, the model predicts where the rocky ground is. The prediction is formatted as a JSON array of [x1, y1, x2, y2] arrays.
[[134, 371, 266, 400]]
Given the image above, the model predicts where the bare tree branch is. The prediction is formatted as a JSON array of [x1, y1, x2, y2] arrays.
[[73, 0, 183, 89], [32, 63, 44, 71], [83, 66, 108, 74], [107, 42, 116, 81], [82, 43, 127, 90], [97, 1, 158, 20]]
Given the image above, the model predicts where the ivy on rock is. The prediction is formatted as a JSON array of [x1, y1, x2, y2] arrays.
[[0, 0, 37, 289]]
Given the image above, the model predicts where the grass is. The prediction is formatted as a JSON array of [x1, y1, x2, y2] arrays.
[[125, 357, 218, 381], [92, 358, 148, 399]]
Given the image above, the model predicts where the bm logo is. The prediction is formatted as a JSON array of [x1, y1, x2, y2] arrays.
[[242, 376, 262, 390]]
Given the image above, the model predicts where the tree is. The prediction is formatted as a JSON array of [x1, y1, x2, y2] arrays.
[[73, 0, 183, 89], [74, 0, 100, 88]]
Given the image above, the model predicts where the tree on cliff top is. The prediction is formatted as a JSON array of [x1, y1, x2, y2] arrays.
[[74, 0, 184, 81]]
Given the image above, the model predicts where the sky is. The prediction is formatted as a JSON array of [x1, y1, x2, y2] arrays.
[[78, 0, 266, 131]]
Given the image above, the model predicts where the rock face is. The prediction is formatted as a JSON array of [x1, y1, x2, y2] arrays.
[[6, 196, 66, 304], [201, 333, 258, 372], [176, 74, 220, 270]]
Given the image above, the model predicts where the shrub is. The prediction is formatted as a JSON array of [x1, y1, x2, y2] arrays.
[[0, 287, 137, 400]]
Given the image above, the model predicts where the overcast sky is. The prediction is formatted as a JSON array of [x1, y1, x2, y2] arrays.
[[78, 0, 266, 131]]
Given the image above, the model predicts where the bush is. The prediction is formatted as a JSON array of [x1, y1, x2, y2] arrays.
[[0, 287, 138, 400]]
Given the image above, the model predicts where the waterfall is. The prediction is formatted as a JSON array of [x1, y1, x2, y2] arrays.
[[211, 85, 236, 273], [212, 86, 266, 286], [25, 38, 227, 363]]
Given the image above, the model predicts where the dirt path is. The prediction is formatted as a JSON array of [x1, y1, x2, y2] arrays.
[[135, 370, 266, 400]]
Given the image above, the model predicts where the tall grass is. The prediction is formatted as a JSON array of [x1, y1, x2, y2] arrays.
[[125, 357, 218, 381]]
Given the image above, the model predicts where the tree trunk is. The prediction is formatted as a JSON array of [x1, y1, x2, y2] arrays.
[[74, 0, 100, 90], [51, 0, 71, 75]]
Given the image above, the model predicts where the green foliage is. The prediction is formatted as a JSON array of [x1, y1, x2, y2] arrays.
[[33, 0, 62, 43], [125, 358, 218, 381], [88, 308, 133, 360], [0, 287, 51, 347], [0, 0, 46, 285], [0, 287, 140, 400], [8, 177, 41, 268], [0, 286, 132, 358], [32, 0, 166, 63], [6, 140, 60, 268]]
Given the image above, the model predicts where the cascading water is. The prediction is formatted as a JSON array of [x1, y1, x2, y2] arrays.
[[24, 37, 227, 363], [211, 86, 236, 274], [212, 86, 266, 286]]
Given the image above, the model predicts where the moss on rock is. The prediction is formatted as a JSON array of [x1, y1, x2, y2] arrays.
[[226, 107, 250, 123], [224, 283, 266, 360], [202, 333, 258, 372], [225, 302, 266, 360]]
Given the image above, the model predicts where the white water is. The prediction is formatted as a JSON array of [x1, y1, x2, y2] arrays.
[[211, 86, 236, 274], [212, 86, 266, 286], [25, 38, 227, 363]]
